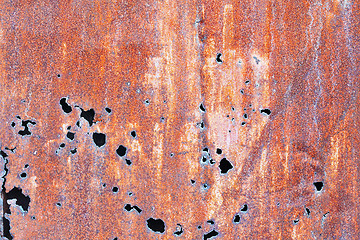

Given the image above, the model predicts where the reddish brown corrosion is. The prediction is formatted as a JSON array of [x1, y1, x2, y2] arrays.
[[0, 0, 359, 239]]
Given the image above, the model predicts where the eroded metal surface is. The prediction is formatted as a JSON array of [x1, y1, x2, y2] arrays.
[[0, 0, 359, 239]]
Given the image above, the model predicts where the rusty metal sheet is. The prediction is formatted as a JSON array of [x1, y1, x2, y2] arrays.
[[0, 0, 359, 239]]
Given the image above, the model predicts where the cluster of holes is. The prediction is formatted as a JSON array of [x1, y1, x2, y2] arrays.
[[124, 204, 142, 214], [233, 204, 248, 224]]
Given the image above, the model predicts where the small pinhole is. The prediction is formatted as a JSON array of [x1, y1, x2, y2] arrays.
[[130, 130, 137, 138], [105, 107, 112, 113], [199, 103, 206, 112], [207, 220, 214, 225], [56, 202, 62, 207], [233, 214, 240, 223], [124, 204, 132, 212], [125, 159, 132, 165], [216, 148, 222, 155], [240, 204, 248, 212], [66, 132, 75, 140], [314, 182, 323, 191], [260, 108, 272, 116], [20, 172, 27, 178], [216, 53, 223, 63], [112, 187, 119, 193]]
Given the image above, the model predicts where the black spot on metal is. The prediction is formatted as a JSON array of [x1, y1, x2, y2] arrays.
[[125, 159, 132, 165], [124, 204, 132, 212], [233, 214, 240, 223], [199, 103, 206, 112], [240, 204, 248, 212], [3, 216, 12, 240], [5, 187, 31, 212], [59, 98, 72, 114], [70, 148, 77, 154], [105, 107, 112, 113], [18, 120, 36, 136], [80, 108, 95, 126], [260, 108, 271, 116], [314, 182, 323, 191], [203, 229, 219, 240], [216, 53, 223, 63], [130, 130, 137, 138], [219, 158, 233, 174], [93, 132, 106, 147], [116, 145, 127, 157], [133, 205, 142, 214], [174, 224, 183, 236], [146, 217, 165, 233], [207, 220, 214, 225], [66, 131, 75, 140]]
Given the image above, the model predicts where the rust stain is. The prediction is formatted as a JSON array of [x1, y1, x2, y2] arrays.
[[0, 0, 359, 239]]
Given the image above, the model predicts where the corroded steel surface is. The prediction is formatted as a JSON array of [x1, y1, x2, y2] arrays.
[[0, 0, 359, 239]]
